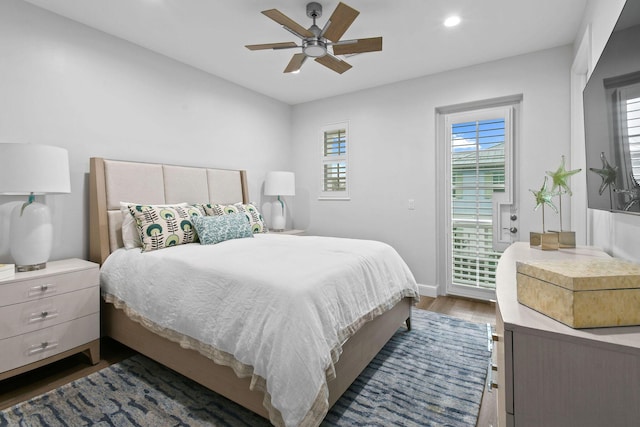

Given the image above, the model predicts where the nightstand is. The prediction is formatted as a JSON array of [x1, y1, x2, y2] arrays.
[[271, 229, 306, 236], [0, 259, 100, 381]]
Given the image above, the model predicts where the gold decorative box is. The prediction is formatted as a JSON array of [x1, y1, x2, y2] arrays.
[[516, 258, 640, 328]]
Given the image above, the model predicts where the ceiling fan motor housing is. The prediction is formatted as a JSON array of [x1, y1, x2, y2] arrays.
[[306, 2, 322, 19]]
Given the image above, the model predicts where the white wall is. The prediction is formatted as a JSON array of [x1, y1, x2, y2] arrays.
[[2, 0, 616, 291], [574, 0, 640, 263], [0, 0, 292, 263], [292, 46, 574, 291], [577, 0, 627, 69]]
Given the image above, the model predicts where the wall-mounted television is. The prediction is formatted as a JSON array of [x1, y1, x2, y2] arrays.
[[583, 0, 640, 214]]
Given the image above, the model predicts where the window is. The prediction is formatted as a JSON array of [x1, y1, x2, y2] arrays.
[[614, 83, 640, 184], [605, 75, 640, 209], [436, 98, 519, 301], [625, 95, 640, 181], [320, 122, 349, 199], [450, 117, 507, 291]]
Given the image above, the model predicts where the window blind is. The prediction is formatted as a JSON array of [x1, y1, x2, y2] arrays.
[[626, 96, 640, 181], [450, 118, 505, 289], [321, 125, 348, 197]]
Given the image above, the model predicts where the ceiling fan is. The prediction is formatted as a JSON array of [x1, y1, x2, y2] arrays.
[[245, 2, 382, 74]]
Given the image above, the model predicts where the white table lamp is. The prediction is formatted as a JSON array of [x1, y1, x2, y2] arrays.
[[265, 171, 295, 231], [0, 143, 71, 271]]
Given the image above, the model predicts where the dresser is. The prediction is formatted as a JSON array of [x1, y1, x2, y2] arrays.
[[0, 259, 100, 380], [495, 242, 640, 427]]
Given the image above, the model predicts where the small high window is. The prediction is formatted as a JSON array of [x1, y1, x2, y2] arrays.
[[320, 122, 349, 200]]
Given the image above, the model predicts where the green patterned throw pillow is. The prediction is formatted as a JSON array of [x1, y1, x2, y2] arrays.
[[192, 213, 254, 245], [128, 204, 202, 252], [200, 202, 267, 233]]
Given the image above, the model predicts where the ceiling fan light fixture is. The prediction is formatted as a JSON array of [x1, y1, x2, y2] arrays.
[[303, 39, 327, 57]]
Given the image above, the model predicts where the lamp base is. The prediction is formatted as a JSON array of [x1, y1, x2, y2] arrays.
[[271, 214, 286, 232], [16, 262, 47, 272], [271, 200, 287, 231], [10, 201, 53, 269]]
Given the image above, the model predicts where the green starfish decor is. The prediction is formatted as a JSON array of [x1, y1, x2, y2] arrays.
[[614, 172, 640, 212], [546, 155, 581, 196], [530, 176, 557, 232], [589, 152, 618, 195], [546, 155, 581, 231]]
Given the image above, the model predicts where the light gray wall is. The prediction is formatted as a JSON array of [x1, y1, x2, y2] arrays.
[[1, 0, 605, 292], [0, 0, 291, 263], [291, 46, 574, 290], [575, 0, 640, 262]]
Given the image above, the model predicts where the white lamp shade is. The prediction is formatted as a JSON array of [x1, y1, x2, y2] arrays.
[[264, 171, 295, 196], [0, 143, 71, 195]]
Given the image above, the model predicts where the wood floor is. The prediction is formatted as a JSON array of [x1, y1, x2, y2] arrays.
[[0, 296, 497, 426]]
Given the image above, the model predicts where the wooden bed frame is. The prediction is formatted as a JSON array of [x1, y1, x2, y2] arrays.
[[88, 157, 412, 423]]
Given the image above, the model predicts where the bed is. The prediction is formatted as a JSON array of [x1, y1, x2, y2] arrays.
[[88, 157, 419, 427]]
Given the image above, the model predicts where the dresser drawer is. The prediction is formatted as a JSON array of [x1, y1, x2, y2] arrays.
[[0, 268, 98, 307], [0, 313, 100, 374], [0, 287, 99, 340]]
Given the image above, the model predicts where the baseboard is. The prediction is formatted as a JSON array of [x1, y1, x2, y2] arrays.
[[417, 283, 438, 298]]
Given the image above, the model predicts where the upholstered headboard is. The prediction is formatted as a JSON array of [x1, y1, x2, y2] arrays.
[[89, 157, 248, 264]]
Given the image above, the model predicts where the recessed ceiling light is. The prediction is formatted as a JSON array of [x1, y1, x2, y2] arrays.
[[444, 16, 461, 27]]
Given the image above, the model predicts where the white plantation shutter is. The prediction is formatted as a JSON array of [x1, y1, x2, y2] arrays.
[[624, 94, 640, 182], [450, 118, 506, 289], [441, 103, 516, 300], [320, 123, 349, 199]]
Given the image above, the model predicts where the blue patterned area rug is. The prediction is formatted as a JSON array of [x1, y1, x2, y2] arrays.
[[0, 310, 491, 427]]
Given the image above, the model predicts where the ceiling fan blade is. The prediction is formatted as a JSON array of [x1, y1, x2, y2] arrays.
[[315, 55, 352, 74], [284, 53, 307, 73], [262, 9, 314, 39], [245, 42, 298, 51], [332, 37, 382, 55], [322, 2, 360, 42]]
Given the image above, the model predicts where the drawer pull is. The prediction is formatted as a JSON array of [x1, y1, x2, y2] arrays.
[[28, 284, 56, 297], [490, 381, 499, 389], [492, 333, 500, 342], [492, 363, 498, 372], [27, 340, 59, 356], [28, 309, 58, 323]]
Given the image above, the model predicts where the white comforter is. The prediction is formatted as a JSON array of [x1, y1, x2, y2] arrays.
[[100, 234, 419, 427]]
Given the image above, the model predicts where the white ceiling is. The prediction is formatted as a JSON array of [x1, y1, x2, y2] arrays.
[[22, 0, 588, 105]]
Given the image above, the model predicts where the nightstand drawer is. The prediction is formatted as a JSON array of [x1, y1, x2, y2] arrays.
[[0, 287, 99, 340], [0, 313, 100, 374], [0, 268, 98, 307]]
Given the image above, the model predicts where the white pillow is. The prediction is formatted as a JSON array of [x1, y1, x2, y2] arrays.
[[120, 202, 188, 249]]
